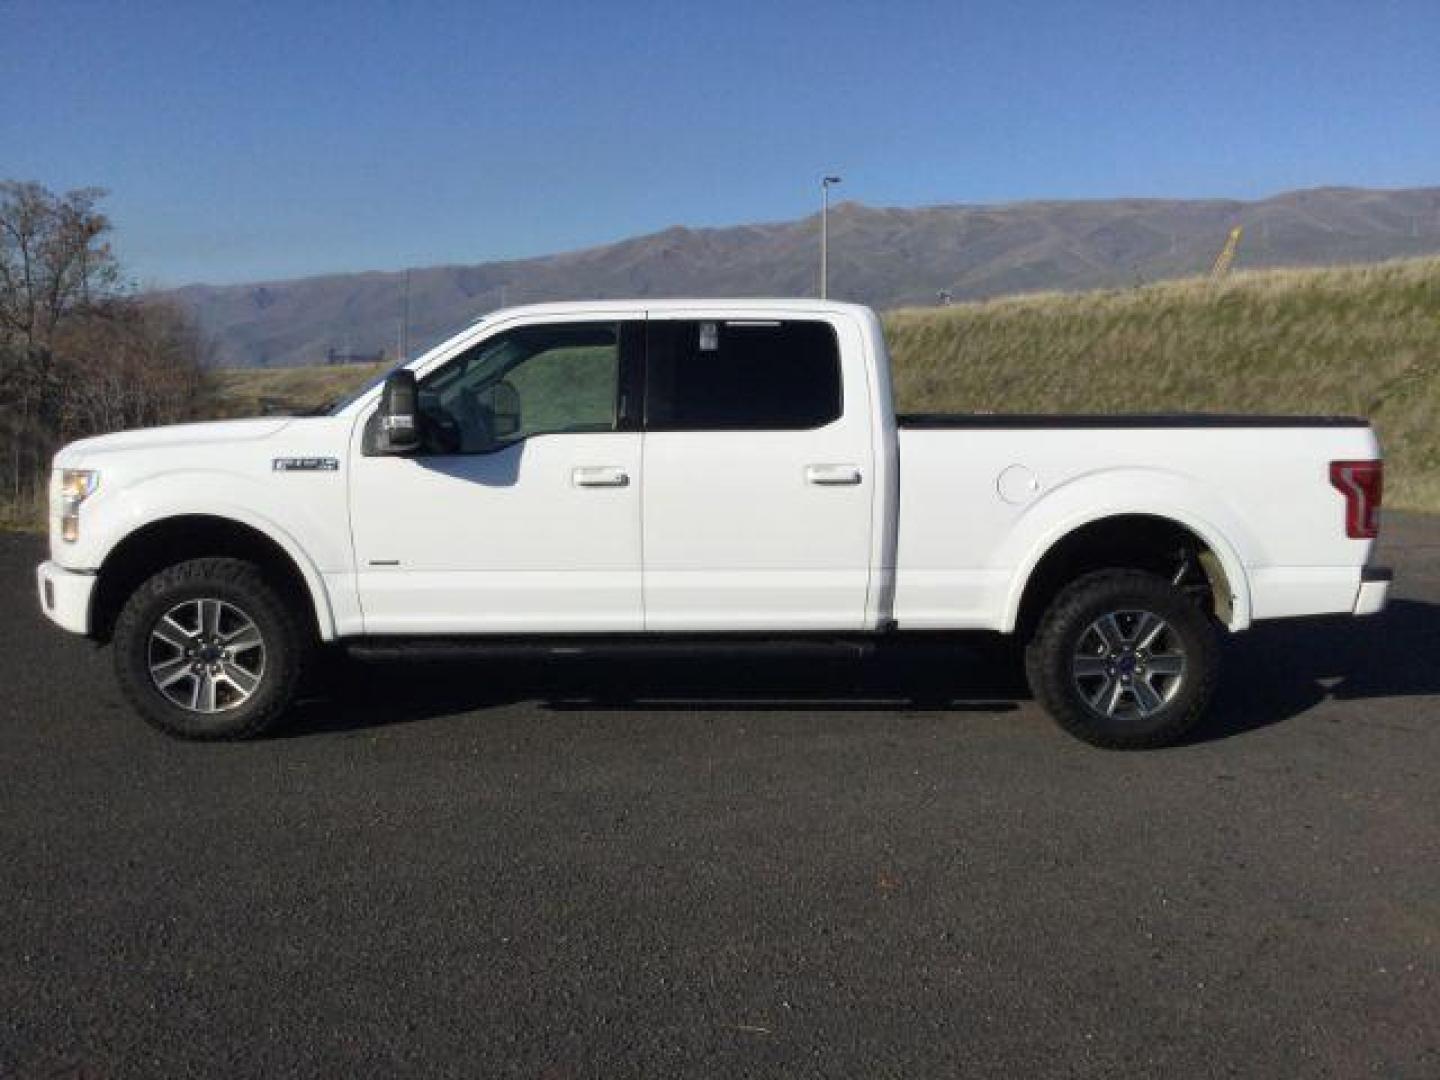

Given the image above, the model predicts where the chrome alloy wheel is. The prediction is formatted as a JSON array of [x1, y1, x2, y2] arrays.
[[1071, 609, 1187, 719], [147, 599, 266, 714]]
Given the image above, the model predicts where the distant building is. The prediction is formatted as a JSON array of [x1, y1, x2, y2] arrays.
[[325, 347, 386, 366]]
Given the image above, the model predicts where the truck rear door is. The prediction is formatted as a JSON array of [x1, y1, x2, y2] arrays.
[[641, 314, 875, 631]]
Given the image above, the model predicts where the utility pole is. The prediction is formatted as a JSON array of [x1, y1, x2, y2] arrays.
[[399, 268, 411, 361], [820, 175, 842, 298]]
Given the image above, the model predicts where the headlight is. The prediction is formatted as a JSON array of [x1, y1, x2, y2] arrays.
[[59, 469, 100, 543]]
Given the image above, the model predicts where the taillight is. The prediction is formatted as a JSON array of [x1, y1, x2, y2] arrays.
[[1329, 460, 1383, 539]]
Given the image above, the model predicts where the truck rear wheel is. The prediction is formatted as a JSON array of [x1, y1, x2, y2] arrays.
[[1025, 569, 1219, 749], [113, 557, 306, 740]]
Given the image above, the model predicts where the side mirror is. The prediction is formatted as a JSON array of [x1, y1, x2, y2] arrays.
[[488, 379, 522, 438], [372, 370, 421, 454]]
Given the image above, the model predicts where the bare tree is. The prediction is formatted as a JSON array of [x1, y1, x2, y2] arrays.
[[0, 181, 210, 520], [0, 181, 120, 348], [54, 298, 209, 435]]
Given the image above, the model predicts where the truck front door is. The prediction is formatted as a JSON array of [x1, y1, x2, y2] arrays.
[[349, 316, 644, 633]]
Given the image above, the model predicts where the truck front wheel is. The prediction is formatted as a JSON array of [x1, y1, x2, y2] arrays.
[[112, 557, 306, 740], [1025, 569, 1219, 749]]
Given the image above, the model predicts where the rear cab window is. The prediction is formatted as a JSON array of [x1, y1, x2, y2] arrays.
[[644, 320, 843, 431]]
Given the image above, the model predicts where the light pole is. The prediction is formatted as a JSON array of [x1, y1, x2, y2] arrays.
[[820, 175, 842, 299], [396, 267, 411, 362]]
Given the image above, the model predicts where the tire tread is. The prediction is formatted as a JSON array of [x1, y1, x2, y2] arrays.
[[112, 557, 306, 740], [1024, 569, 1219, 749]]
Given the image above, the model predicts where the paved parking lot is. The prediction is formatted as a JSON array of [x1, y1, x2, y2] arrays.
[[2, 517, 1438, 1077]]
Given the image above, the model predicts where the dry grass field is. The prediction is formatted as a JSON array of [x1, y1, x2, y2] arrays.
[[212, 255, 1439, 510], [206, 362, 387, 419], [888, 256, 1440, 510], [8, 256, 1431, 531]]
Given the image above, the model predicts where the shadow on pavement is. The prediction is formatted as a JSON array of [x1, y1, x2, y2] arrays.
[[1194, 598, 1440, 743], [281, 599, 1440, 746], [284, 638, 1026, 740]]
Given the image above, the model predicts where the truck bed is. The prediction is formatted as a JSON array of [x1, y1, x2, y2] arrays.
[[897, 413, 1369, 429], [892, 418, 1381, 630]]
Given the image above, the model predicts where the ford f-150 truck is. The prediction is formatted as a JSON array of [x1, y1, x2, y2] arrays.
[[36, 300, 1391, 747]]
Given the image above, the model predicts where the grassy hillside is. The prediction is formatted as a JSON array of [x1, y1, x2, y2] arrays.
[[213, 256, 1439, 510], [173, 186, 1440, 369], [207, 362, 387, 419], [886, 256, 1439, 510], [8, 257, 1429, 531]]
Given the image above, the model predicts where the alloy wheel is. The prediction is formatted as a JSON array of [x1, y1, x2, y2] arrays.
[[1071, 609, 1187, 719], [147, 598, 266, 713]]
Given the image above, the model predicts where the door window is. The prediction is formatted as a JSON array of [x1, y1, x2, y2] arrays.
[[645, 320, 842, 431], [418, 322, 622, 454]]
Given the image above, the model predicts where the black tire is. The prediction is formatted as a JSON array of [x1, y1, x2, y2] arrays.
[[112, 557, 307, 740], [1025, 569, 1219, 749]]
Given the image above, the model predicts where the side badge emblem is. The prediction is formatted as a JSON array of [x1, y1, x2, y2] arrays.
[[273, 457, 340, 472]]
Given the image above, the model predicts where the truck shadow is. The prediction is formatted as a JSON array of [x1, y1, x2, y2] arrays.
[[283, 599, 1440, 746], [1194, 597, 1440, 743]]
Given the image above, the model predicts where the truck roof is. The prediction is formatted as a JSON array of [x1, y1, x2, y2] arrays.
[[470, 298, 874, 324]]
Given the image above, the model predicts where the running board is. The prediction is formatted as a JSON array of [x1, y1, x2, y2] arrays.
[[344, 634, 884, 663]]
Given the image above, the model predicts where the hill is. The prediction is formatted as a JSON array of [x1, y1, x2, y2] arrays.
[[208, 363, 386, 419], [214, 255, 1440, 512], [886, 257, 1439, 512], [173, 186, 1440, 368]]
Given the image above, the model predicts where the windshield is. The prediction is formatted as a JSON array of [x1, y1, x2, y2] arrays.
[[324, 316, 494, 415], [323, 359, 406, 416]]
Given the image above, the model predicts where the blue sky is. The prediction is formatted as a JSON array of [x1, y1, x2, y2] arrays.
[[4, 0, 1437, 287]]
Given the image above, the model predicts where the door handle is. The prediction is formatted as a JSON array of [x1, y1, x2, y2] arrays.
[[805, 464, 863, 486], [573, 466, 630, 488]]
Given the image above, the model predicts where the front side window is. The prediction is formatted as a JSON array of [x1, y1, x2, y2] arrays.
[[645, 319, 842, 431], [417, 322, 621, 454]]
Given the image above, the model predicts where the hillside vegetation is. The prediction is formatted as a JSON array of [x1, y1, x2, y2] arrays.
[[886, 256, 1439, 510], [0, 183, 208, 530], [208, 256, 1439, 512], [174, 185, 1440, 368], [207, 362, 386, 419]]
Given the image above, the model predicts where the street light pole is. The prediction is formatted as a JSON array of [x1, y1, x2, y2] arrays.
[[401, 267, 411, 361], [820, 175, 842, 299], [396, 267, 411, 363]]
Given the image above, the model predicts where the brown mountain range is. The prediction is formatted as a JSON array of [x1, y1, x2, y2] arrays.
[[168, 185, 1440, 368]]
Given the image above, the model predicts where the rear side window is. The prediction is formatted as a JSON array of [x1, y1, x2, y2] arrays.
[[645, 320, 842, 431]]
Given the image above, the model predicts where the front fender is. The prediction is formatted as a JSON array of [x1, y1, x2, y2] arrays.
[[81, 471, 344, 642], [997, 467, 1256, 633]]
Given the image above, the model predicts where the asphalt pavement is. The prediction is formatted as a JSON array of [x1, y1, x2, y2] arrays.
[[2, 516, 1438, 1077]]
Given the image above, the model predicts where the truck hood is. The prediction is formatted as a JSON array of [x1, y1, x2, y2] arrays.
[[54, 418, 295, 467]]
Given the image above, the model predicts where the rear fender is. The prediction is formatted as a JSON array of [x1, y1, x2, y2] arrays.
[[998, 468, 1256, 633]]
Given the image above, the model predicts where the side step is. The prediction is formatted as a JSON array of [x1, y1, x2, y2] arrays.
[[344, 634, 884, 663]]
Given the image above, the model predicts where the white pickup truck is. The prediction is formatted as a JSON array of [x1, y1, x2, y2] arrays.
[[36, 300, 1390, 747]]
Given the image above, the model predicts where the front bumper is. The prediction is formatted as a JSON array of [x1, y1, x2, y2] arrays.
[[1353, 566, 1392, 617], [36, 561, 96, 635]]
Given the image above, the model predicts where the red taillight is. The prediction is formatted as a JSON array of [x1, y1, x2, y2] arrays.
[[1329, 460, 1383, 539]]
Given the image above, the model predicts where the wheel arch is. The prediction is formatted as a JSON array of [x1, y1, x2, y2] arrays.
[[1006, 509, 1252, 638], [90, 513, 337, 644]]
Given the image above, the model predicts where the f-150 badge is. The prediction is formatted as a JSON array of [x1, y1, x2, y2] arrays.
[[273, 457, 339, 472]]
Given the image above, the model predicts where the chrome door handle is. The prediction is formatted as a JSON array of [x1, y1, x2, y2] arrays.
[[573, 466, 630, 488], [805, 464, 863, 486]]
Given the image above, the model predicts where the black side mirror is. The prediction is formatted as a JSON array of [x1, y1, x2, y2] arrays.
[[488, 379, 522, 438], [372, 370, 421, 454]]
